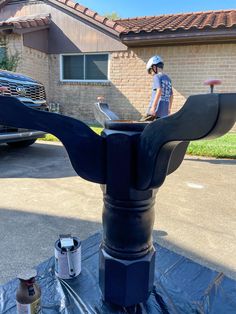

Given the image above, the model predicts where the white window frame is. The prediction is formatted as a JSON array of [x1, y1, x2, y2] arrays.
[[60, 52, 110, 82]]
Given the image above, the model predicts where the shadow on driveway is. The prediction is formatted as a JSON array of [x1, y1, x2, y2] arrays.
[[0, 206, 102, 285], [0, 204, 236, 285], [0, 141, 76, 179]]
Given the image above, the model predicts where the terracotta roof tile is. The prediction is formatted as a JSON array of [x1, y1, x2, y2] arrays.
[[19, 21, 29, 28], [104, 18, 116, 29], [65, 0, 76, 9], [29, 19, 38, 27], [2, 0, 234, 37], [228, 11, 236, 27], [113, 24, 126, 33], [94, 13, 106, 24], [116, 10, 236, 34], [84, 8, 97, 18], [0, 14, 51, 29], [74, 3, 87, 13]]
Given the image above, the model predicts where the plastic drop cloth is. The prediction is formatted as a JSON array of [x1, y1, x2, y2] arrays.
[[1, 232, 236, 313]]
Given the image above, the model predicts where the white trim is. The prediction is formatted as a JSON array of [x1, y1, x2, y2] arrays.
[[60, 52, 110, 82], [60, 79, 111, 83], [59, 54, 63, 81], [107, 54, 111, 81], [83, 54, 85, 80]]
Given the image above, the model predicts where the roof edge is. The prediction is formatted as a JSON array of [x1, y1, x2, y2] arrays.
[[47, 0, 125, 36], [120, 28, 236, 46], [115, 8, 236, 22], [0, 13, 51, 31]]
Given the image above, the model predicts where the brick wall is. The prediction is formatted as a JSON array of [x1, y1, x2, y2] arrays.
[[6, 34, 50, 96], [47, 54, 118, 120], [47, 43, 236, 132], [6, 34, 22, 58], [47, 51, 150, 121], [110, 44, 236, 119], [18, 46, 49, 97], [4, 36, 236, 131]]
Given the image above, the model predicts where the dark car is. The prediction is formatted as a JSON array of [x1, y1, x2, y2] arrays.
[[0, 69, 49, 147]]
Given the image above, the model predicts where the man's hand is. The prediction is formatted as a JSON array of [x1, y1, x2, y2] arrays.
[[149, 107, 156, 116]]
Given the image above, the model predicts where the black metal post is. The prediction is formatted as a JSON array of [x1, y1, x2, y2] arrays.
[[0, 93, 235, 307], [99, 124, 156, 306]]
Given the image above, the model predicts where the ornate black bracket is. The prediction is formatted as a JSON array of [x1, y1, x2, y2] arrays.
[[0, 93, 235, 307]]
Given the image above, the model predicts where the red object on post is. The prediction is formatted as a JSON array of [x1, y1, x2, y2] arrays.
[[204, 79, 222, 93]]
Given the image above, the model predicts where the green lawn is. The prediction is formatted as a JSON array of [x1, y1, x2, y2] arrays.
[[41, 129, 236, 159], [41, 126, 102, 142], [187, 133, 236, 159]]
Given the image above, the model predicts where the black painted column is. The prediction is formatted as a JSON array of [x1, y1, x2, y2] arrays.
[[99, 125, 156, 306]]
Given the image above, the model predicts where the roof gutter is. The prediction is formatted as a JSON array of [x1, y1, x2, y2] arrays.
[[120, 28, 236, 46], [14, 25, 50, 34], [0, 25, 49, 34]]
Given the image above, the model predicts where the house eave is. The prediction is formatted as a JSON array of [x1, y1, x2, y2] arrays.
[[120, 29, 236, 46], [46, 0, 121, 39], [0, 25, 50, 35], [14, 24, 50, 34]]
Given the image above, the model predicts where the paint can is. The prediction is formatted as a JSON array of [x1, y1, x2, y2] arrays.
[[16, 269, 42, 314], [55, 234, 81, 279]]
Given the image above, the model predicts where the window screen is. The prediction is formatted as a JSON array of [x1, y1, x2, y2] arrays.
[[85, 54, 108, 80], [62, 54, 108, 81], [63, 55, 84, 80]]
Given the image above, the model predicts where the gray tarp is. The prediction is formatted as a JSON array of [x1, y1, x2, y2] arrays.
[[1, 233, 236, 313]]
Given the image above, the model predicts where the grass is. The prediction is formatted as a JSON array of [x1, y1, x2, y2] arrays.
[[186, 133, 236, 159], [40, 126, 102, 142], [41, 133, 60, 142], [40, 128, 236, 159], [90, 126, 103, 135]]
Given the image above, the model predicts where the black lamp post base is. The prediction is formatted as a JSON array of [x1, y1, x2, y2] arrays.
[[0, 94, 235, 310], [99, 246, 156, 307]]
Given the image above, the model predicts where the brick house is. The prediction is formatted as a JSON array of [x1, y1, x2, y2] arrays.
[[0, 0, 236, 124]]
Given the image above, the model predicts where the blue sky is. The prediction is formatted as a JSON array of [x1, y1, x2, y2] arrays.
[[78, 0, 236, 18]]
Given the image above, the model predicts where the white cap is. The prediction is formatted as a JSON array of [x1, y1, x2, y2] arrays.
[[17, 269, 37, 281]]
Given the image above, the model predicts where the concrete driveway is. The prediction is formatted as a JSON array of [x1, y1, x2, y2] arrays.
[[0, 141, 235, 285]]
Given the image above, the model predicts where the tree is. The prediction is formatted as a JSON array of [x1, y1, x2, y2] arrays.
[[104, 12, 120, 20], [0, 37, 20, 71]]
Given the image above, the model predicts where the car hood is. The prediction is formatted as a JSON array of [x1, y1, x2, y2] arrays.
[[0, 70, 38, 83]]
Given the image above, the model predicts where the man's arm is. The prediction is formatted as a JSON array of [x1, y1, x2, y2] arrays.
[[169, 92, 173, 115], [150, 88, 162, 116]]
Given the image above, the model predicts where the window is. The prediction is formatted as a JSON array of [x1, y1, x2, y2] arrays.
[[61, 53, 109, 81]]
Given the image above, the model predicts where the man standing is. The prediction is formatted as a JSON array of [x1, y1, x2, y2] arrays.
[[141, 55, 173, 121]]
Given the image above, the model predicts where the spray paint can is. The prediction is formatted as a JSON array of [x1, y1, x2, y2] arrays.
[[55, 234, 81, 279], [16, 269, 41, 314]]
